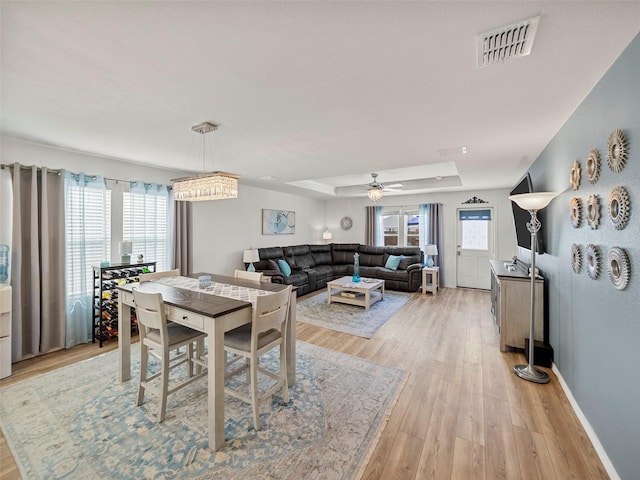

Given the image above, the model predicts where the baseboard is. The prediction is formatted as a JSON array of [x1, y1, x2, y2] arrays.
[[551, 363, 620, 480]]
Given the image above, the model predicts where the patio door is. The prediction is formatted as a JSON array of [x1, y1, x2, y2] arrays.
[[456, 208, 493, 290]]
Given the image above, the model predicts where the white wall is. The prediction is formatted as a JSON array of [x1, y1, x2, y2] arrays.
[[2, 136, 518, 286], [1, 137, 182, 184], [325, 189, 516, 288], [192, 185, 327, 275]]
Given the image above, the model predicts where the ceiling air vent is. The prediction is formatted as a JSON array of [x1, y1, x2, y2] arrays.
[[477, 16, 540, 68]]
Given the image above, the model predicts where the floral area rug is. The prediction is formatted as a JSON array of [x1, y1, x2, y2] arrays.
[[0, 341, 406, 480], [296, 291, 412, 338]]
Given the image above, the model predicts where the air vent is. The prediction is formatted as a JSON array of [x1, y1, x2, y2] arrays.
[[477, 16, 540, 68]]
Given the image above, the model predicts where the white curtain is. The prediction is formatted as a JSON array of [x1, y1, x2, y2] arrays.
[[127, 181, 170, 271], [64, 172, 108, 348], [419, 203, 430, 256]]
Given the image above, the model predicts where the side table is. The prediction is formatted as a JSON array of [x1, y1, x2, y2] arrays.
[[422, 266, 439, 295]]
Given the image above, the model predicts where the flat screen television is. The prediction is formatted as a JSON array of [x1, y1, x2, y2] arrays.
[[510, 173, 545, 254]]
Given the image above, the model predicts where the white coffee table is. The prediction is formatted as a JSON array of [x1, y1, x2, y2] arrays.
[[327, 276, 385, 310]]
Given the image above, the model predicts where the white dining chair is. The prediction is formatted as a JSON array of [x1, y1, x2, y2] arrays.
[[224, 285, 292, 430], [133, 288, 207, 422], [139, 268, 180, 282], [234, 269, 264, 283]]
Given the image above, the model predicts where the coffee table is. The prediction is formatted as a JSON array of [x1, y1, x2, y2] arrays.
[[327, 276, 385, 310]]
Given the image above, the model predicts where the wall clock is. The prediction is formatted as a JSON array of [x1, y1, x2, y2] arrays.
[[340, 216, 353, 230]]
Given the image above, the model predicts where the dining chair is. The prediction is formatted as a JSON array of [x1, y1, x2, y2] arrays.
[[224, 285, 292, 430], [132, 288, 207, 422], [234, 269, 264, 282], [139, 268, 180, 282]]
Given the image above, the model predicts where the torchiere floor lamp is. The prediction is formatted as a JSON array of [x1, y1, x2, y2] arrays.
[[508, 191, 559, 384]]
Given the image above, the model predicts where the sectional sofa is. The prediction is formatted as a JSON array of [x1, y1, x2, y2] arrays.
[[250, 243, 424, 296]]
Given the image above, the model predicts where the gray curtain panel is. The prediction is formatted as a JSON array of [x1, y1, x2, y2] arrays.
[[428, 203, 444, 285], [365, 206, 377, 245], [10, 164, 65, 361], [174, 200, 193, 276]]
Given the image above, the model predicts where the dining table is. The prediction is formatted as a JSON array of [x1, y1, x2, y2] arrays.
[[116, 273, 297, 451]]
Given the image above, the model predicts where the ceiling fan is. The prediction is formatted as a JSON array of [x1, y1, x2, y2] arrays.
[[367, 173, 403, 201]]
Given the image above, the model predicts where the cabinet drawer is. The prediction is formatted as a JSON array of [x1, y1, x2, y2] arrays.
[[121, 291, 136, 306], [165, 305, 204, 330]]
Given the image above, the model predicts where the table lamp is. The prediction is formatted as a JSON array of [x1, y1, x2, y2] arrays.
[[243, 248, 260, 272], [119, 241, 132, 264], [424, 244, 438, 267], [508, 191, 559, 384], [322, 229, 333, 241]]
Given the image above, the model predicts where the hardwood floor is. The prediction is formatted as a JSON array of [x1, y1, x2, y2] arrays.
[[0, 287, 608, 479]]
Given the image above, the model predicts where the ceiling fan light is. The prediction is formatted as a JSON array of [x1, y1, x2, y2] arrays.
[[368, 186, 384, 202]]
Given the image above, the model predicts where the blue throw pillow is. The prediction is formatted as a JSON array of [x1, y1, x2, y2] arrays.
[[385, 255, 402, 271], [277, 259, 292, 277]]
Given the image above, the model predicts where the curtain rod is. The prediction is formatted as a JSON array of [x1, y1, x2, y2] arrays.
[[0, 163, 170, 187]]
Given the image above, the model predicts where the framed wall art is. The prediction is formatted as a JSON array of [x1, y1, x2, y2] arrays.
[[262, 209, 296, 235]]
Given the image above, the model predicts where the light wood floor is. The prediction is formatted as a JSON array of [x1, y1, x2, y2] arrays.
[[0, 287, 608, 479]]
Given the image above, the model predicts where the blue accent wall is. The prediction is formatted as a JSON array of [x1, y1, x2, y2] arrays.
[[527, 33, 640, 479]]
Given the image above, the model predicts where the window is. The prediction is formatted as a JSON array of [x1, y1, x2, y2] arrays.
[[382, 207, 419, 247], [123, 183, 169, 271], [65, 184, 111, 296], [459, 209, 491, 250]]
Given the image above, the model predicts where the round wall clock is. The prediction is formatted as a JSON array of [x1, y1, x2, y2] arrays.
[[340, 216, 353, 230]]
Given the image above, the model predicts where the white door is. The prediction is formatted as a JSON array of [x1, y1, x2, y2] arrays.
[[456, 208, 494, 290]]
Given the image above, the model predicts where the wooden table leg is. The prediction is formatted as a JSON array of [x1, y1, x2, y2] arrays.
[[118, 297, 131, 382]]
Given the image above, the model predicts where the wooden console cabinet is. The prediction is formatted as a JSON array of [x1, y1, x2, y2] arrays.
[[490, 259, 544, 352]]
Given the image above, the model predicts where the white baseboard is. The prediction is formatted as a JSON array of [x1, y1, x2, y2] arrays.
[[551, 363, 620, 480]]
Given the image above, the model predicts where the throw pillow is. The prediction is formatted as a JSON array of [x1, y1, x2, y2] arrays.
[[277, 259, 292, 277], [385, 254, 402, 271], [267, 259, 280, 272], [397, 256, 414, 270]]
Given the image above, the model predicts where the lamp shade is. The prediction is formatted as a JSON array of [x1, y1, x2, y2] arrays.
[[424, 244, 438, 256], [119, 241, 132, 255], [243, 249, 260, 264], [322, 230, 333, 240], [509, 192, 559, 211]]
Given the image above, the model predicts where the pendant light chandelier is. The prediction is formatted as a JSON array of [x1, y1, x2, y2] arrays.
[[367, 173, 384, 202], [173, 122, 240, 201]]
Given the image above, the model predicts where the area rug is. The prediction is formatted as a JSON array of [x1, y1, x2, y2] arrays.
[[296, 291, 412, 338], [0, 341, 406, 480]]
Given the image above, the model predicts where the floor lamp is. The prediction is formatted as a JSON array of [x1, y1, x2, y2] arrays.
[[508, 191, 559, 384]]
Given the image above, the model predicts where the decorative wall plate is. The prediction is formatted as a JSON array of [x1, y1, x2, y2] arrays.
[[607, 247, 631, 290], [569, 159, 581, 191], [585, 244, 601, 280], [606, 128, 629, 173], [569, 197, 582, 228], [608, 186, 630, 230], [586, 194, 601, 230], [340, 216, 353, 230], [571, 243, 582, 274], [586, 148, 601, 184]]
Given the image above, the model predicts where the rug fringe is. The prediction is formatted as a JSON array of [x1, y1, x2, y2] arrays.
[[354, 369, 410, 480]]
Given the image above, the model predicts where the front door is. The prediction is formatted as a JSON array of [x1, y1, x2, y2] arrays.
[[456, 208, 493, 290]]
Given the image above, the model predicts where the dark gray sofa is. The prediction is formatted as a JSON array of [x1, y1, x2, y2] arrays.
[[250, 243, 424, 296]]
